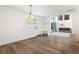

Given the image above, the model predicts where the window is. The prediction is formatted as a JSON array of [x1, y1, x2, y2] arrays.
[[64, 15, 70, 20], [58, 15, 63, 21]]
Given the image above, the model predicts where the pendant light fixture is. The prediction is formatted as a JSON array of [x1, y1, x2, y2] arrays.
[[26, 5, 34, 22], [26, 5, 37, 29]]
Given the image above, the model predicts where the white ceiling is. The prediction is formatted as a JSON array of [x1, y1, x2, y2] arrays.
[[8, 5, 79, 17]]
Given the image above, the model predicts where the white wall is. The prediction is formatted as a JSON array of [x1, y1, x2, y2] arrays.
[[0, 6, 46, 46], [72, 10, 79, 33]]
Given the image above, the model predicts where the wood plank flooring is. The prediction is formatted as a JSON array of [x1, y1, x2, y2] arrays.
[[0, 35, 79, 54]]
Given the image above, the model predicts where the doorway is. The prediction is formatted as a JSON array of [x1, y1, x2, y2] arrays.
[[51, 16, 57, 32]]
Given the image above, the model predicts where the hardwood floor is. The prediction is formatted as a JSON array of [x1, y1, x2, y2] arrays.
[[0, 35, 79, 54]]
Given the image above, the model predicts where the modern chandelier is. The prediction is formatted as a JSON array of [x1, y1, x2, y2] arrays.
[[26, 5, 34, 22]]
